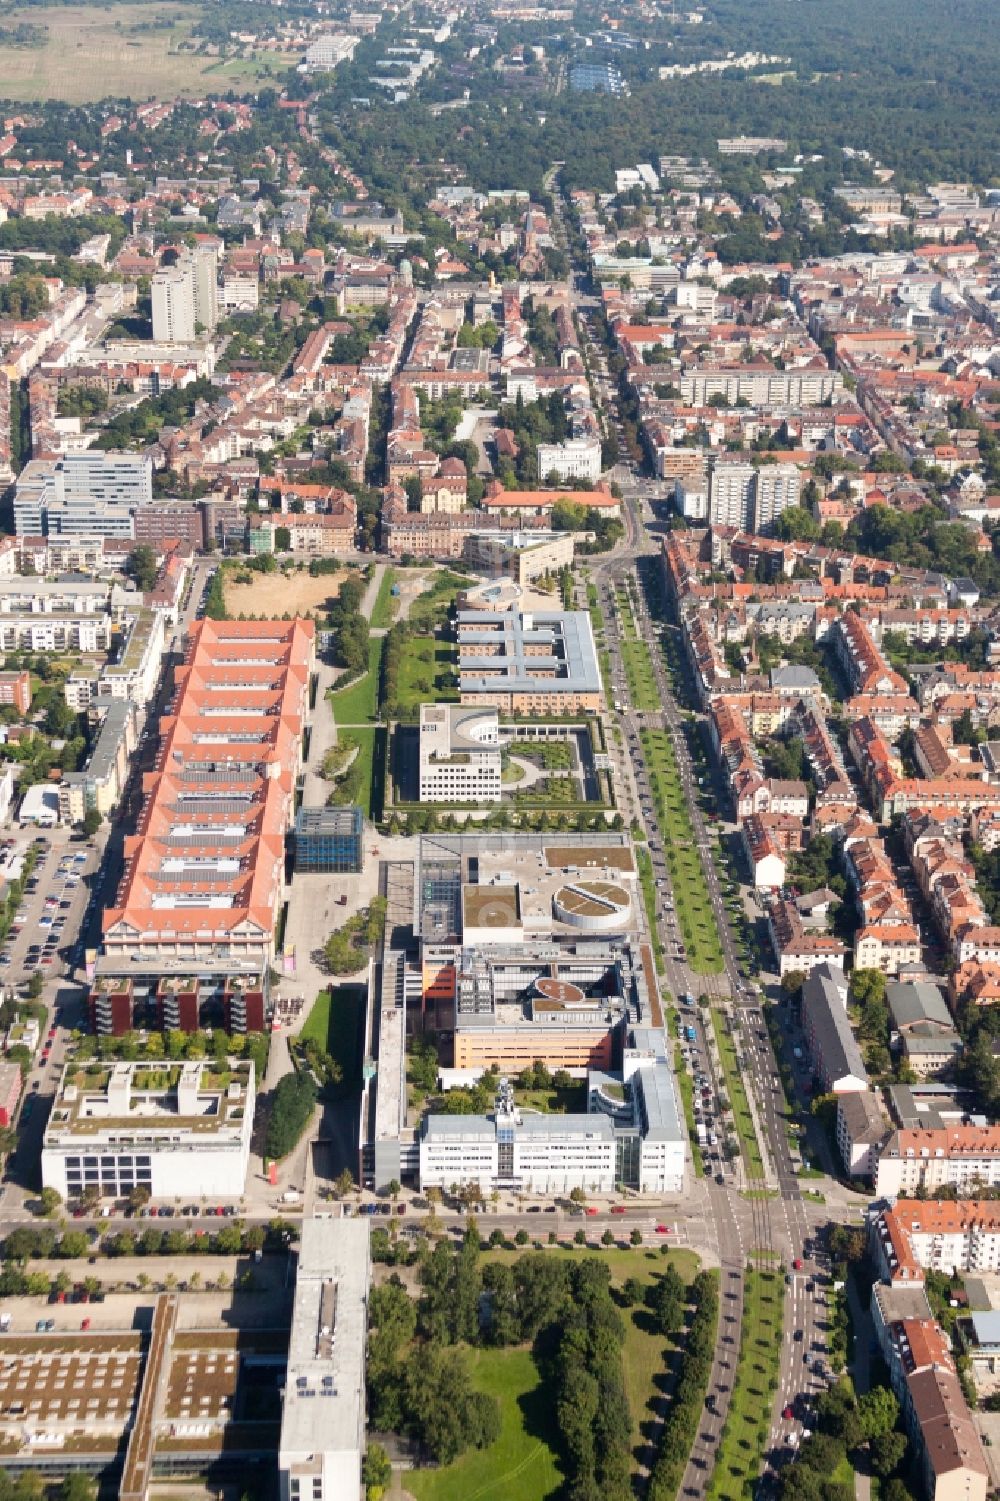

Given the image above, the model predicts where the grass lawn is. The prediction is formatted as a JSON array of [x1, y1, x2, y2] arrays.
[[707, 1268, 784, 1501], [641, 726, 724, 974], [329, 638, 383, 725], [408, 1347, 563, 1501], [298, 984, 365, 1098], [710, 1011, 765, 1180], [478, 1245, 701, 1471], [328, 728, 379, 819], [636, 845, 666, 974], [393, 634, 458, 718], [615, 587, 660, 713], [369, 568, 397, 630]]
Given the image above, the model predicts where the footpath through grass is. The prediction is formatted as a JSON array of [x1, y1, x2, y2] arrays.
[[640, 726, 724, 974], [710, 1010, 765, 1180], [706, 1267, 784, 1501], [369, 567, 397, 629]]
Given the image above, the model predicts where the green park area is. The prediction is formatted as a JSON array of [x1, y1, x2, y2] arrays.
[[329, 637, 383, 726], [323, 727, 381, 820], [641, 727, 724, 974], [370, 568, 398, 630], [405, 1243, 702, 1501], [636, 845, 666, 974], [380, 570, 471, 721], [297, 985, 365, 1100], [407, 1347, 562, 1501], [615, 586, 660, 712], [710, 1010, 766, 1180], [707, 1266, 784, 1501]]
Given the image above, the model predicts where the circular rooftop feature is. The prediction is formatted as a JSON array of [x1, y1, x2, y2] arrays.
[[534, 976, 586, 1007], [553, 879, 631, 932]]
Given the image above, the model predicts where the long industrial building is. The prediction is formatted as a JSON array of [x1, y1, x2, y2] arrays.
[[279, 1219, 371, 1501], [100, 617, 315, 981]]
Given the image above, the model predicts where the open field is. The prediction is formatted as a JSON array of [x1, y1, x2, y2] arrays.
[[0, 5, 294, 103], [404, 1246, 701, 1497], [407, 1347, 562, 1501], [223, 566, 347, 619], [707, 1267, 783, 1501]]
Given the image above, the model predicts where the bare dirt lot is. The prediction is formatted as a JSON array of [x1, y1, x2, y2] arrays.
[[222, 567, 347, 618]]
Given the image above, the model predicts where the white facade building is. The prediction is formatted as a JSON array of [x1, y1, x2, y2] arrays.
[[709, 459, 755, 529], [875, 1128, 1000, 1199], [279, 1219, 370, 1501], [13, 451, 153, 538], [536, 437, 603, 484], [753, 462, 801, 531], [418, 702, 502, 804], [420, 1045, 686, 1196], [41, 1059, 255, 1200], [152, 264, 196, 344], [151, 245, 218, 344]]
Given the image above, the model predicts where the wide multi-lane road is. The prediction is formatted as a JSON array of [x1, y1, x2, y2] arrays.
[[555, 187, 833, 1482]]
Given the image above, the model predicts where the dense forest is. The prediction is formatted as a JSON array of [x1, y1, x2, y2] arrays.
[[314, 0, 1000, 198]]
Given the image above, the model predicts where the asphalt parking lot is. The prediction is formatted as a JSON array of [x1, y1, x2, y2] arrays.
[[0, 829, 100, 989]]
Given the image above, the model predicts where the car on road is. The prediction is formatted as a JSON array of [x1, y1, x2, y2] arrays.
[[654, 1224, 670, 1234], [792, 1258, 803, 1270]]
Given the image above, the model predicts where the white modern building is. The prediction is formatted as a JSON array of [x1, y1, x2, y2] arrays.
[[536, 437, 603, 484], [419, 1038, 686, 1196], [152, 264, 196, 344], [41, 1059, 255, 1200], [875, 1127, 1000, 1199], [418, 702, 502, 804], [753, 462, 801, 531], [13, 451, 154, 537], [708, 458, 755, 530], [152, 245, 219, 344], [279, 1218, 370, 1501]]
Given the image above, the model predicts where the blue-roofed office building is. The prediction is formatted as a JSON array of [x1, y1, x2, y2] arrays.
[[457, 609, 603, 715]]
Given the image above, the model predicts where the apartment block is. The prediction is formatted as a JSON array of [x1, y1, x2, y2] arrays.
[[876, 1127, 1000, 1198]]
